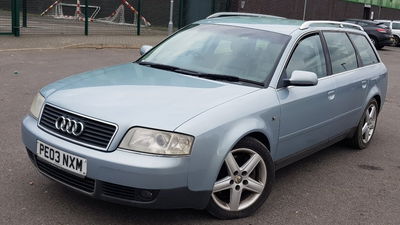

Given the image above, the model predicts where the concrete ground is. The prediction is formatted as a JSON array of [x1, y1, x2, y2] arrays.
[[0, 46, 399, 225], [0, 35, 166, 51]]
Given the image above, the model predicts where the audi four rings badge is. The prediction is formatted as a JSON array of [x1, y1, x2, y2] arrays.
[[55, 116, 85, 136]]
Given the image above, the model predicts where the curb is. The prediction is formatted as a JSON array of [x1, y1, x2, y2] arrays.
[[0, 43, 141, 52]]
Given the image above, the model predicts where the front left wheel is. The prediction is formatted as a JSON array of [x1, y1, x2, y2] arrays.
[[206, 137, 275, 219]]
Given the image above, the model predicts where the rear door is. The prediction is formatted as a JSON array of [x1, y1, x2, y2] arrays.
[[276, 33, 337, 160], [323, 32, 377, 132]]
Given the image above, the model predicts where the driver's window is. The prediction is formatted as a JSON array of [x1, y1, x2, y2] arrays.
[[286, 34, 327, 79]]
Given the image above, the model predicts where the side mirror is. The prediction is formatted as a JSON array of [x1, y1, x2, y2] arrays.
[[283, 70, 318, 87], [140, 45, 153, 56]]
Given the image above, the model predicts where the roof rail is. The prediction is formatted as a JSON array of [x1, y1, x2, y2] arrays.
[[300, 21, 364, 31], [207, 12, 284, 19]]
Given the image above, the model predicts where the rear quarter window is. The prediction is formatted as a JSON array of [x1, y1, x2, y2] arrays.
[[349, 34, 379, 66]]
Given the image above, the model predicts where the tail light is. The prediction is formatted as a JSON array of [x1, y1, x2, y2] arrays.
[[376, 28, 387, 33]]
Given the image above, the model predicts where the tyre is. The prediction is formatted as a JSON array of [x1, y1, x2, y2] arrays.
[[394, 36, 400, 47], [349, 99, 379, 150], [207, 137, 275, 219]]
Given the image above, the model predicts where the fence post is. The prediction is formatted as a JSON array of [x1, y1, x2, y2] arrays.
[[22, 0, 27, 27], [178, 0, 184, 28], [137, 0, 141, 35], [212, 0, 216, 13], [12, 0, 20, 36], [85, 0, 89, 35]]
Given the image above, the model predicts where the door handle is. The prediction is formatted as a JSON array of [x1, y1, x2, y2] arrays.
[[328, 90, 335, 101], [361, 80, 368, 89]]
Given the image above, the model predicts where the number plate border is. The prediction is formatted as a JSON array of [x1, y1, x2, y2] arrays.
[[36, 140, 88, 177]]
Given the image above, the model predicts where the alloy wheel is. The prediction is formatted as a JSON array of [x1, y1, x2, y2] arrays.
[[212, 148, 267, 211], [361, 104, 377, 144]]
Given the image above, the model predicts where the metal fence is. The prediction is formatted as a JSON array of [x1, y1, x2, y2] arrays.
[[0, 0, 181, 35], [0, 0, 15, 35], [0, 0, 233, 36], [0, 7, 11, 34]]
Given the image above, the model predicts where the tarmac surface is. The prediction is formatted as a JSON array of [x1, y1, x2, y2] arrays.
[[0, 45, 399, 225], [0, 34, 166, 51]]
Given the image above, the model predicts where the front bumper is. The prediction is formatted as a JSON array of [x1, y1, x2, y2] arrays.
[[22, 115, 210, 209], [378, 34, 394, 46]]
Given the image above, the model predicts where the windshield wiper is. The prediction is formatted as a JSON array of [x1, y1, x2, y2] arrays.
[[138, 61, 203, 75], [138, 61, 265, 87], [195, 74, 265, 87], [138, 61, 180, 71]]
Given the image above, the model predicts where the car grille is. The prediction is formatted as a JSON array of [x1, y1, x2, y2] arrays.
[[36, 158, 95, 193], [39, 104, 117, 150], [102, 182, 158, 202]]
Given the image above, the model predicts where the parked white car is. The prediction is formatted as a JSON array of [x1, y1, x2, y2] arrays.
[[376, 20, 400, 46]]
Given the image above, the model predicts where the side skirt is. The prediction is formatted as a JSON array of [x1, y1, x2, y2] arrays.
[[274, 128, 355, 170]]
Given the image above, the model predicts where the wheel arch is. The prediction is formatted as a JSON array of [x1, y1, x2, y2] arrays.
[[368, 34, 378, 41], [364, 87, 382, 115], [244, 132, 271, 151], [372, 94, 381, 112], [187, 116, 278, 192]]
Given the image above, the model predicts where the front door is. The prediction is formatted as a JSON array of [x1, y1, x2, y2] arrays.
[[276, 33, 337, 160]]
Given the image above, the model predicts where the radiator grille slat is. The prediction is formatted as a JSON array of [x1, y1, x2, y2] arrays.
[[39, 104, 117, 150], [36, 158, 95, 193]]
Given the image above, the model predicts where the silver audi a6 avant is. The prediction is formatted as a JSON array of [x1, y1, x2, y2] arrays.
[[22, 13, 388, 219]]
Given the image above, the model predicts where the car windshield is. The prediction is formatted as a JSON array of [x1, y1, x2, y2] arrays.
[[139, 24, 290, 84]]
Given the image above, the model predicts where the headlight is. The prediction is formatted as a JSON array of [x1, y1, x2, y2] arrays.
[[30, 93, 45, 119], [119, 127, 194, 155]]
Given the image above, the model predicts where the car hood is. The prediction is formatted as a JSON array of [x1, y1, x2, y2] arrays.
[[42, 63, 260, 132]]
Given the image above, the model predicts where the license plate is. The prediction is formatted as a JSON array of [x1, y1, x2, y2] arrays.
[[36, 141, 87, 176]]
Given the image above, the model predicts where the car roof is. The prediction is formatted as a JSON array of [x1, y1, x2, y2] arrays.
[[196, 16, 303, 35], [345, 19, 382, 25], [196, 14, 365, 36], [376, 19, 400, 23]]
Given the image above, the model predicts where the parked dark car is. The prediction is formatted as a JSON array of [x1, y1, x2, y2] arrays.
[[343, 19, 393, 49]]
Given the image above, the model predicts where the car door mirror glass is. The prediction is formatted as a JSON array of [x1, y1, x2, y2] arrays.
[[284, 70, 318, 87], [140, 45, 153, 56]]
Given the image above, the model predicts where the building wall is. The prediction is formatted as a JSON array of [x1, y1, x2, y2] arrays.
[[233, 0, 400, 20]]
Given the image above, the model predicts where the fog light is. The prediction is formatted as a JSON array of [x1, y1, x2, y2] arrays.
[[140, 190, 153, 200]]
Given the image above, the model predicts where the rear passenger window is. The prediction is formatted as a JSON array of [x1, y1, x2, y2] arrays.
[[349, 34, 379, 66], [393, 22, 400, 29], [286, 34, 327, 78], [324, 32, 358, 74]]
